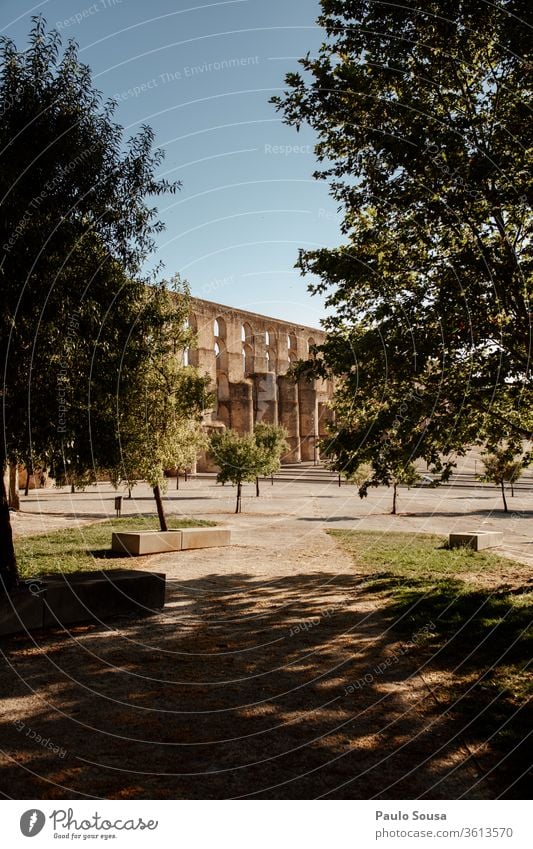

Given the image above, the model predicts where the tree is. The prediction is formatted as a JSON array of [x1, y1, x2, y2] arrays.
[[170, 437, 201, 490], [112, 280, 211, 532], [479, 444, 526, 512], [272, 1, 532, 463], [319, 391, 429, 514], [253, 423, 289, 496], [0, 19, 180, 591], [208, 430, 266, 513]]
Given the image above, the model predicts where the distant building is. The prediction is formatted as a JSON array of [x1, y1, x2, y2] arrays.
[[187, 298, 333, 471]]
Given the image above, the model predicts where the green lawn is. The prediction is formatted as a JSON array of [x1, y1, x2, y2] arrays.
[[330, 530, 532, 796], [15, 516, 215, 579]]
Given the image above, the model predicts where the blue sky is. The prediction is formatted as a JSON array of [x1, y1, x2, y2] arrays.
[[1, 0, 344, 328]]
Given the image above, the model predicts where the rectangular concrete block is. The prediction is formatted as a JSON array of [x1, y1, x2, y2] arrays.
[[0, 590, 44, 636], [180, 528, 231, 550], [112, 530, 183, 556], [449, 532, 503, 551], [0, 571, 166, 636], [43, 570, 166, 628]]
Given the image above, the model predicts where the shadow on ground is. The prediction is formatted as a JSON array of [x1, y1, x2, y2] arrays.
[[0, 569, 528, 800]]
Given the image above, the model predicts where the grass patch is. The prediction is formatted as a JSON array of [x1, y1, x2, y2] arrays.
[[16, 515, 216, 579], [330, 530, 532, 797]]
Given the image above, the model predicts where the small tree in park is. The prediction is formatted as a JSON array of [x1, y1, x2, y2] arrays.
[[171, 437, 202, 490], [356, 455, 421, 516], [209, 430, 265, 513], [479, 445, 526, 513], [253, 423, 289, 496], [113, 280, 211, 531], [319, 385, 451, 515]]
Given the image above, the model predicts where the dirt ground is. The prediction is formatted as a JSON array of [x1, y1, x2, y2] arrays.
[[0, 479, 531, 799]]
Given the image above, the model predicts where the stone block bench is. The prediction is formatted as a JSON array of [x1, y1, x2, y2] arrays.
[[111, 527, 231, 556], [449, 531, 503, 551], [0, 570, 166, 637]]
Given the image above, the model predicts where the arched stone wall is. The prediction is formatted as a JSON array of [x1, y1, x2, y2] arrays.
[[189, 297, 333, 469]]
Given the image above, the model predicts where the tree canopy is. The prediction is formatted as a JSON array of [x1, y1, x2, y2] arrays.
[[209, 430, 266, 513], [273, 0, 532, 477], [112, 279, 211, 530], [0, 19, 180, 588]]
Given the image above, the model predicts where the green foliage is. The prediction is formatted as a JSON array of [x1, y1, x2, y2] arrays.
[[479, 442, 528, 510], [254, 423, 289, 476], [273, 0, 532, 458], [209, 429, 265, 486], [112, 278, 211, 492], [0, 18, 180, 477], [480, 445, 526, 487], [0, 18, 180, 583]]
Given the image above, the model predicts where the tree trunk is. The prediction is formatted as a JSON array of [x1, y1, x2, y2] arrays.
[[392, 482, 397, 515], [128, 487, 132, 499], [0, 472, 19, 593], [184, 470, 188, 482], [71, 482, 75, 494], [153, 485, 168, 531], [236, 481, 242, 513], [8, 463, 20, 511], [256, 476, 260, 497], [501, 480, 508, 513], [176, 472, 180, 490], [24, 460, 32, 497], [271, 473, 274, 486], [510, 481, 514, 497]]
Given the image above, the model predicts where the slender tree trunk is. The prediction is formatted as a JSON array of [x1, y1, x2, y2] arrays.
[[501, 480, 508, 513], [0, 472, 19, 592], [8, 464, 20, 511], [184, 470, 188, 482], [392, 482, 397, 515], [71, 482, 75, 494], [24, 460, 32, 497], [128, 487, 132, 499], [176, 472, 180, 490], [236, 481, 242, 513], [271, 473, 274, 485], [256, 476, 260, 497], [153, 485, 168, 531], [510, 480, 514, 497]]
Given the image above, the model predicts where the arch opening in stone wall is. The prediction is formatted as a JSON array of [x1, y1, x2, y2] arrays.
[[241, 322, 254, 374], [287, 332, 297, 366], [214, 340, 228, 373], [214, 316, 227, 341], [243, 343, 254, 375], [265, 327, 277, 372], [183, 313, 199, 367], [216, 374, 230, 424]]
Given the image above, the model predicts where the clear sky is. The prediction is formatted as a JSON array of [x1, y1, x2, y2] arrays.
[[1, 0, 344, 328]]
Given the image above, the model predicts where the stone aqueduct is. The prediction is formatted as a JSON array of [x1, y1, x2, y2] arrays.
[[187, 298, 333, 471]]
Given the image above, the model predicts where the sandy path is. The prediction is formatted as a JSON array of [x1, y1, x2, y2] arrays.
[[0, 510, 495, 800]]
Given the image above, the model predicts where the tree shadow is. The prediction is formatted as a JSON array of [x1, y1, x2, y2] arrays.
[[0, 568, 528, 800]]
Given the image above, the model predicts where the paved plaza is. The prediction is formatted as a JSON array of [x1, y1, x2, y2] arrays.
[[0, 476, 529, 799], [11, 475, 533, 568]]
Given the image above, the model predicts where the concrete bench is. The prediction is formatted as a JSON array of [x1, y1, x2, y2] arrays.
[[449, 532, 503, 551], [0, 570, 166, 637], [111, 528, 231, 556], [112, 530, 183, 556]]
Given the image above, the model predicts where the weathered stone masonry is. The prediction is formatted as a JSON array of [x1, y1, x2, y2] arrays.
[[188, 298, 333, 471]]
